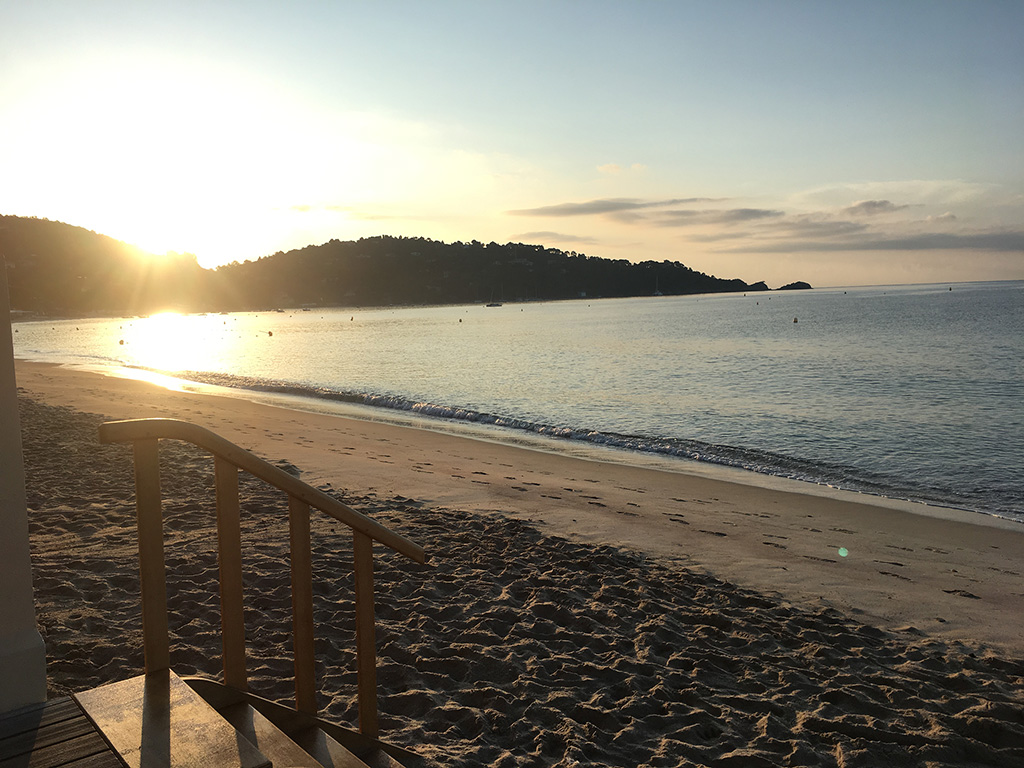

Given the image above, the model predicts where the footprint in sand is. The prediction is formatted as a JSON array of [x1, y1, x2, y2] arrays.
[[943, 589, 981, 599]]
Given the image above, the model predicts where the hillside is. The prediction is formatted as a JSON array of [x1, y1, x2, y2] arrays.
[[1, 216, 792, 316], [0, 216, 205, 315]]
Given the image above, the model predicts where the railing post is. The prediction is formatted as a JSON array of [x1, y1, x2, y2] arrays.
[[134, 438, 170, 673], [353, 530, 379, 739], [215, 457, 247, 690], [289, 495, 317, 714]]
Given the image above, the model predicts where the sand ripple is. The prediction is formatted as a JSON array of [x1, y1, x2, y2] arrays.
[[21, 396, 1024, 767]]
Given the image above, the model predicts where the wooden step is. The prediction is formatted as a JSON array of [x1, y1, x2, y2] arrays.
[[290, 726, 373, 768], [183, 677, 411, 768], [220, 703, 324, 768], [73, 671, 270, 768]]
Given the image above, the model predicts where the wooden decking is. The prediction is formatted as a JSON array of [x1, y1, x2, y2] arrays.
[[0, 697, 122, 768], [1, 672, 409, 768]]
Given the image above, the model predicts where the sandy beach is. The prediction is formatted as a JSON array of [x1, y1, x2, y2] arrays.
[[18, 360, 1024, 766]]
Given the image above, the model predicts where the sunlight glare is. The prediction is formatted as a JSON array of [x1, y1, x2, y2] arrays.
[[123, 312, 226, 373]]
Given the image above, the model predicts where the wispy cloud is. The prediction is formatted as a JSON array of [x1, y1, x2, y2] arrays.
[[690, 216, 869, 242], [597, 163, 649, 175], [733, 230, 1024, 253], [651, 208, 785, 227], [506, 188, 1024, 260], [512, 230, 600, 245], [842, 199, 911, 216], [793, 180, 996, 209], [507, 198, 724, 217]]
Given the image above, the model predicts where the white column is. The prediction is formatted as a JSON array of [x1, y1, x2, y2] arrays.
[[0, 258, 46, 713]]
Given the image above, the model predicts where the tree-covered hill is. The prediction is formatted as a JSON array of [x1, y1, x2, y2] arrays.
[[2, 216, 789, 316], [1, 216, 204, 315]]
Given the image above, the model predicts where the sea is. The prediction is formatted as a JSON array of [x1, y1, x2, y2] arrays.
[[12, 281, 1024, 523]]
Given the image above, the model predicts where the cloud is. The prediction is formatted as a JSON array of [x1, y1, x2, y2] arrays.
[[793, 180, 1000, 210], [717, 208, 785, 223], [843, 199, 910, 216], [512, 230, 600, 245], [689, 216, 868, 242], [652, 208, 785, 227], [722, 230, 1024, 253], [508, 189, 1023, 265], [507, 197, 724, 217]]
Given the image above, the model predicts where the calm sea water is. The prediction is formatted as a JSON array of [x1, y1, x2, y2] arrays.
[[13, 281, 1024, 521]]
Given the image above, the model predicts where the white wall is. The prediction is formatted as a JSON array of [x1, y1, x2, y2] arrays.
[[0, 259, 46, 713]]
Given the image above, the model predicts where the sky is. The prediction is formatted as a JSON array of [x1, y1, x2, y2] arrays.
[[1, 1, 1021, 288]]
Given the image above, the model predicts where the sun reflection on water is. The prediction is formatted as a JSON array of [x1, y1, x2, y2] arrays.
[[121, 312, 233, 373]]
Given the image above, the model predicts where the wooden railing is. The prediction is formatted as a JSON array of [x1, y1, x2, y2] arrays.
[[98, 418, 427, 740]]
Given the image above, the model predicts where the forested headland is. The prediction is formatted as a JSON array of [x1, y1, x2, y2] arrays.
[[2, 215, 807, 317]]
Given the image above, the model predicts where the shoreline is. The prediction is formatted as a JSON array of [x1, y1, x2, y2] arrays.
[[36, 359, 1024, 526], [15, 359, 1024, 655]]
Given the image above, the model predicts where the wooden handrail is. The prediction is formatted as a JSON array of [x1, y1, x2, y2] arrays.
[[99, 419, 427, 563], [98, 417, 426, 733]]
